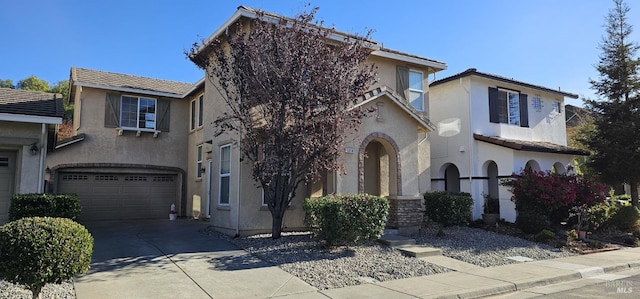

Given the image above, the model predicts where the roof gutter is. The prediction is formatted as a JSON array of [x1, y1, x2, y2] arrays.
[[73, 82, 185, 99]]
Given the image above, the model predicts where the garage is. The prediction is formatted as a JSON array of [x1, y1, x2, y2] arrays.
[[58, 172, 178, 221], [0, 152, 16, 223]]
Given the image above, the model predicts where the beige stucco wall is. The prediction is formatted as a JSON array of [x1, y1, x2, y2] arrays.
[[0, 121, 46, 194]]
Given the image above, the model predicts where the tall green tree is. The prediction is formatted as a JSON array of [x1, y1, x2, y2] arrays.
[[16, 75, 51, 92], [51, 80, 73, 121], [0, 78, 14, 89], [580, 0, 640, 206]]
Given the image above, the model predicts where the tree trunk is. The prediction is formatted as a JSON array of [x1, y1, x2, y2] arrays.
[[31, 286, 42, 299], [630, 180, 639, 207], [272, 212, 283, 239]]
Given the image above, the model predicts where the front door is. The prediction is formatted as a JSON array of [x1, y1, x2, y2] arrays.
[[0, 151, 16, 223]]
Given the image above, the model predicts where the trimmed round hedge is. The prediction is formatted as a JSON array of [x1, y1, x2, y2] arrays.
[[0, 217, 93, 297]]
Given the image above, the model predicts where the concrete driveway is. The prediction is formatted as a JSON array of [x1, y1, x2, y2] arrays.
[[74, 220, 316, 299]]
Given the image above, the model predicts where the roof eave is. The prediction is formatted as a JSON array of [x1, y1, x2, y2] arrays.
[[371, 50, 447, 72], [0, 112, 62, 125], [73, 82, 185, 99]]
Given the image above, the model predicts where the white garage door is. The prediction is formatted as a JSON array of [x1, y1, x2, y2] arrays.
[[58, 172, 178, 221], [0, 152, 16, 224]]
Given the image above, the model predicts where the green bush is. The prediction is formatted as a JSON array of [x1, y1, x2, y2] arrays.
[[0, 217, 93, 297], [304, 194, 388, 247], [606, 205, 640, 231], [536, 229, 556, 242], [9, 193, 81, 221], [424, 191, 473, 227], [584, 202, 611, 231], [516, 210, 550, 234]]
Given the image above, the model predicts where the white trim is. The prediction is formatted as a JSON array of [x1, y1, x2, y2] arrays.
[[198, 94, 204, 128], [196, 144, 203, 179], [206, 159, 212, 217], [371, 50, 447, 71], [120, 95, 157, 131], [352, 90, 434, 131], [73, 82, 184, 98], [189, 99, 197, 131], [409, 69, 425, 111], [0, 113, 62, 124], [218, 144, 232, 206]]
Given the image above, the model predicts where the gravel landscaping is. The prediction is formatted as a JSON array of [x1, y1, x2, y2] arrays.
[[0, 224, 578, 296], [415, 225, 576, 267], [0, 280, 74, 299]]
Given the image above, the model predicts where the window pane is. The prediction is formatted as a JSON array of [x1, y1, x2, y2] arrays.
[[220, 176, 230, 204], [139, 98, 156, 129], [121, 96, 138, 128], [198, 96, 204, 127], [508, 92, 520, 125], [410, 91, 423, 111], [409, 71, 423, 90], [497, 90, 508, 123], [190, 101, 196, 130], [220, 146, 230, 174]]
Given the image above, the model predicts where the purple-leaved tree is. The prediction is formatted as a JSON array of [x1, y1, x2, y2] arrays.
[[188, 8, 377, 238]]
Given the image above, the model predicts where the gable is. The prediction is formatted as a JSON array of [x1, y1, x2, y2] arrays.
[[354, 86, 435, 132]]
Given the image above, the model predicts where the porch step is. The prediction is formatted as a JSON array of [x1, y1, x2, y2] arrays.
[[396, 246, 442, 258], [378, 234, 416, 247]]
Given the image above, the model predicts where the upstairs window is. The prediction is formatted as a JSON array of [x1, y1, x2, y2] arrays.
[[198, 95, 204, 127], [488, 87, 529, 127], [552, 100, 562, 114], [104, 93, 170, 132], [409, 70, 424, 111], [196, 144, 203, 179], [396, 66, 426, 111], [121, 96, 156, 130], [190, 100, 196, 131]]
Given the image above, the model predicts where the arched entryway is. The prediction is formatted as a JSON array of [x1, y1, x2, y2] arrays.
[[486, 161, 499, 199], [444, 164, 460, 192], [552, 162, 566, 174], [525, 160, 541, 171], [358, 132, 401, 196]]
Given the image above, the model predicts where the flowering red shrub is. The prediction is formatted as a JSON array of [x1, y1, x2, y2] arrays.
[[502, 168, 607, 230]]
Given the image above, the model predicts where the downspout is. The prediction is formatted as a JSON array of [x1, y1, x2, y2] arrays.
[[460, 78, 474, 205], [38, 123, 46, 192], [236, 140, 240, 236]]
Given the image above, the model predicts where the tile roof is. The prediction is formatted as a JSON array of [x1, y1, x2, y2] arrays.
[[473, 134, 589, 156], [0, 88, 64, 118], [71, 67, 195, 96], [430, 68, 579, 99]]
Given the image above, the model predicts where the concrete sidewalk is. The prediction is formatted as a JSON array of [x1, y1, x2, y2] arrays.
[[75, 220, 640, 298]]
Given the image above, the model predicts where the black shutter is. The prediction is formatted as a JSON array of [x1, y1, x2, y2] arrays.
[[104, 93, 120, 128], [488, 87, 499, 123], [519, 93, 529, 127], [157, 99, 170, 132], [396, 66, 409, 100]]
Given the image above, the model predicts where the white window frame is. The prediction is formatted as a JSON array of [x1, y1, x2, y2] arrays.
[[120, 95, 157, 131], [532, 95, 542, 112], [196, 144, 203, 179], [198, 94, 204, 128], [498, 88, 520, 126], [409, 70, 424, 111], [190, 99, 196, 131], [552, 100, 562, 114], [218, 144, 231, 206]]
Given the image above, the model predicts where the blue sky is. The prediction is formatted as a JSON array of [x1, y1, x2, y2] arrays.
[[1, 0, 639, 107]]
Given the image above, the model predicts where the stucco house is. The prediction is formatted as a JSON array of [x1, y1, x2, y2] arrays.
[[46, 6, 446, 236], [0, 88, 63, 224], [428, 68, 589, 222]]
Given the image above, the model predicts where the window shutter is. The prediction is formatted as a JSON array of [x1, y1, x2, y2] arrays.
[[157, 99, 170, 132], [519, 93, 529, 127], [488, 87, 499, 123], [104, 93, 120, 128], [396, 66, 409, 100]]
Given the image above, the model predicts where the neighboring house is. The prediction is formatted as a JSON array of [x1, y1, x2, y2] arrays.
[[429, 68, 589, 222], [0, 88, 63, 224], [188, 6, 447, 236], [46, 68, 203, 221]]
